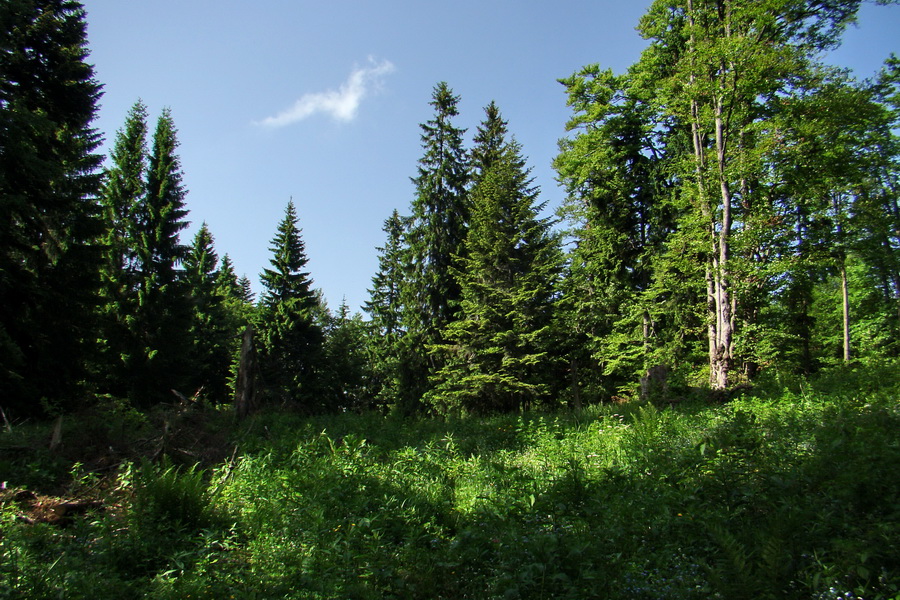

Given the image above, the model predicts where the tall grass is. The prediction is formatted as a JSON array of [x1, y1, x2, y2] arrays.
[[1, 364, 898, 599]]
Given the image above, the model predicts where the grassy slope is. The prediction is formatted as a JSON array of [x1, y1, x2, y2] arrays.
[[1, 363, 899, 599]]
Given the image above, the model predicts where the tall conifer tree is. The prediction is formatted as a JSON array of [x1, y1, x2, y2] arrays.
[[101, 100, 147, 293], [135, 108, 191, 403], [97, 101, 148, 397], [98, 105, 192, 405], [0, 0, 104, 415], [398, 82, 470, 410], [183, 223, 236, 401], [427, 106, 562, 414], [142, 107, 189, 287], [470, 101, 507, 182], [321, 299, 369, 411], [257, 200, 323, 406], [212, 253, 255, 399], [364, 209, 407, 405]]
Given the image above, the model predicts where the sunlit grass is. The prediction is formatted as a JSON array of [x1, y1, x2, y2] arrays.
[[1, 363, 899, 599]]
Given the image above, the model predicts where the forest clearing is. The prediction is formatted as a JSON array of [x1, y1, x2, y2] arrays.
[[2, 363, 899, 599], [2, 1, 900, 597]]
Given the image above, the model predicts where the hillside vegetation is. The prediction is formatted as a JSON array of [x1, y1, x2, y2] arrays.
[[2, 363, 898, 599]]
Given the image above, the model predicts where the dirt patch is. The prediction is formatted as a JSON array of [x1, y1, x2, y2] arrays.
[[0, 487, 105, 527], [0, 402, 238, 497]]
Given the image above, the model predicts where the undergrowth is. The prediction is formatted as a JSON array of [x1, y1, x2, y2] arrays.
[[1, 363, 898, 599]]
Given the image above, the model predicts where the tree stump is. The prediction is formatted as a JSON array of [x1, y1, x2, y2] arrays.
[[234, 325, 258, 419], [640, 364, 669, 403]]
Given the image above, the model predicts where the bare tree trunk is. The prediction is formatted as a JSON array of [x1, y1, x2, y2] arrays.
[[49, 416, 63, 452], [234, 325, 258, 419], [712, 98, 734, 391], [569, 357, 582, 411], [0, 405, 12, 433], [840, 259, 851, 363], [830, 194, 852, 364], [687, 0, 732, 392]]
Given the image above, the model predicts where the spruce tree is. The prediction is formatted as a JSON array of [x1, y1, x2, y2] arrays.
[[321, 300, 370, 411], [216, 254, 257, 312], [213, 253, 256, 399], [98, 105, 192, 405], [97, 101, 148, 398], [257, 200, 323, 406], [427, 106, 562, 414], [100, 100, 147, 294], [470, 101, 508, 182], [183, 223, 236, 401], [364, 209, 406, 405], [0, 0, 104, 416], [136, 109, 192, 403], [237, 275, 255, 304], [142, 108, 190, 288], [215, 254, 242, 299], [398, 82, 470, 410], [185, 223, 218, 296]]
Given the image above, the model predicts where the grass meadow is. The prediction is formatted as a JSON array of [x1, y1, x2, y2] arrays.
[[1, 363, 899, 599]]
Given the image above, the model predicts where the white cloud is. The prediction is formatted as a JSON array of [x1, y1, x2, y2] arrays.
[[257, 57, 395, 128]]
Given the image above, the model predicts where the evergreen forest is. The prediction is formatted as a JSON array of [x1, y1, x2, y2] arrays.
[[2, 1, 900, 598]]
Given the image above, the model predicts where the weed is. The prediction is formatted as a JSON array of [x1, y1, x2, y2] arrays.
[[2, 363, 899, 598]]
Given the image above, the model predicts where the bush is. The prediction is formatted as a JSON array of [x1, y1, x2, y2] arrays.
[[128, 458, 216, 533]]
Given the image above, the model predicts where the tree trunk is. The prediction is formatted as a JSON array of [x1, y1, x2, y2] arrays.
[[234, 325, 257, 419], [569, 357, 582, 411], [711, 98, 734, 391], [840, 258, 851, 363], [832, 194, 851, 363], [687, 0, 733, 392]]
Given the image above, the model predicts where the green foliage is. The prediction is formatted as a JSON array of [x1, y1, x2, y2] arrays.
[[319, 301, 371, 412], [398, 82, 471, 411], [256, 200, 324, 407], [554, 64, 694, 400], [364, 209, 407, 407], [183, 225, 245, 402], [553, 0, 900, 392], [0, 0, 105, 417], [2, 365, 900, 598], [128, 458, 216, 533], [98, 102, 193, 406], [427, 104, 563, 415]]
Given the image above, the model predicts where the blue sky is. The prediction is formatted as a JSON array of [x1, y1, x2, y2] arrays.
[[81, 0, 900, 313]]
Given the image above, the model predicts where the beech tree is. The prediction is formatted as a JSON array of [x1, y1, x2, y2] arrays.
[[555, 0, 899, 394]]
